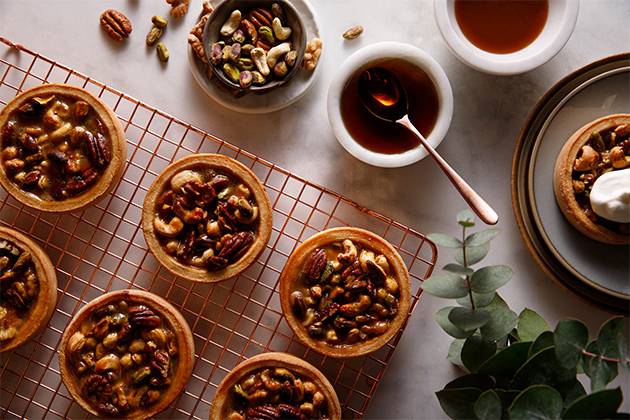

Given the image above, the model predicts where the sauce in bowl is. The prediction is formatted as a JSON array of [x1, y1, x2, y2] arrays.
[[339, 58, 439, 155], [454, 0, 549, 54]]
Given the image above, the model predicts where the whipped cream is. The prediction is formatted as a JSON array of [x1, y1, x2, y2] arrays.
[[590, 169, 630, 223]]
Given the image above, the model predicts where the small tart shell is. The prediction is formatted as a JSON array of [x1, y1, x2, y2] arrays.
[[279, 227, 411, 358], [58, 289, 195, 420], [209, 352, 342, 420], [0, 83, 127, 213], [0, 226, 57, 353], [553, 114, 630, 245], [142, 153, 273, 283]]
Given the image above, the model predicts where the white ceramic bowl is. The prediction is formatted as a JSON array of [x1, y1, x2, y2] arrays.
[[434, 0, 579, 75], [327, 42, 454, 168]]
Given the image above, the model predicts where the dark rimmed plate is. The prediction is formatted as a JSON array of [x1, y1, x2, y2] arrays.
[[512, 53, 630, 314]]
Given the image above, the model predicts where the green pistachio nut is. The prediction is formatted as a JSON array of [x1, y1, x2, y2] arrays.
[[274, 61, 288, 78], [146, 27, 163, 46], [210, 43, 224, 65], [227, 43, 241, 62], [250, 71, 266, 85], [284, 50, 298, 67], [258, 26, 275, 44], [223, 63, 241, 83], [232, 29, 246, 44], [236, 58, 254, 71], [240, 71, 253, 88], [151, 15, 168, 28], [156, 43, 169, 62]]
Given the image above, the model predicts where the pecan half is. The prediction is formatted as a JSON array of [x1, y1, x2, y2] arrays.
[[206, 255, 228, 270], [82, 374, 112, 404], [100, 9, 133, 41], [304, 249, 327, 285], [277, 404, 307, 420], [219, 231, 253, 261]]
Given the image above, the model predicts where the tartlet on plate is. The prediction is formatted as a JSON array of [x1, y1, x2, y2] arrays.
[[58, 289, 195, 419], [0, 83, 127, 213], [0, 226, 57, 353], [142, 154, 273, 283], [279, 227, 411, 358], [553, 114, 630, 245], [209, 352, 341, 420]]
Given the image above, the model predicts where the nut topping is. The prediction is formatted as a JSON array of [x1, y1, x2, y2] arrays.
[[100, 9, 133, 41]]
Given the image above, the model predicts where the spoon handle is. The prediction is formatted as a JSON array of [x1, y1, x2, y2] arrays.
[[397, 115, 499, 225]]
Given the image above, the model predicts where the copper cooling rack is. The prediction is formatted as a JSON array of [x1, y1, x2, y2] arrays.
[[0, 38, 437, 420]]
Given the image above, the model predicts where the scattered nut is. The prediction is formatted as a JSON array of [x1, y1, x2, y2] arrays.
[[188, 34, 206, 63], [151, 15, 168, 28], [156, 43, 169, 62], [343, 25, 364, 40], [302, 38, 322, 71], [146, 27, 163, 46], [100, 9, 132, 42], [166, 0, 190, 18]]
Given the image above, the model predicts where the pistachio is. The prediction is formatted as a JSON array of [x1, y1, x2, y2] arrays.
[[258, 25, 275, 44], [210, 43, 224, 65], [271, 3, 287, 23], [236, 58, 254, 71], [240, 70, 253, 88], [221, 10, 242, 36], [132, 366, 152, 385], [241, 43, 255, 57], [223, 62, 241, 83], [251, 71, 267, 85], [284, 50, 298, 67], [232, 29, 246, 44], [273, 61, 288, 78], [589, 131, 605, 151], [146, 27, 163, 46], [343, 25, 364, 40], [151, 15, 168, 28], [156, 43, 169, 62], [227, 43, 242, 62]]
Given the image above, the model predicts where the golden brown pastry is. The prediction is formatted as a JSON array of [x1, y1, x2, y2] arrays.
[[553, 114, 630, 245], [0, 226, 57, 353], [58, 290, 194, 419], [279, 227, 411, 358], [142, 153, 273, 283], [209, 352, 341, 420], [0, 83, 127, 213]]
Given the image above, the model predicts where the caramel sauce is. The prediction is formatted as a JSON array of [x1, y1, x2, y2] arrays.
[[454, 0, 549, 54], [340, 58, 439, 155]]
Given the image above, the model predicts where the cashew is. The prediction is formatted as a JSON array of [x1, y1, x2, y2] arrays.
[[610, 146, 630, 169], [272, 17, 292, 41], [95, 354, 121, 374], [251, 47, 270, 76], [266, 42, 291, 69], [189, 248, 214, 267], [220, 10, 242, 36], [154, 217, 184, 237], [337, 239, 357, 265], [170, 170, 202, 192], [573, 145, 599, 172], [384, 276, 399, 294], [173, 201, 205, 224], [375, 254, 390, 272], [358, 250, 375, 273]]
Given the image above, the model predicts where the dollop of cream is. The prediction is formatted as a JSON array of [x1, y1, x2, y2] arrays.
[[590, 170, 630, 223]]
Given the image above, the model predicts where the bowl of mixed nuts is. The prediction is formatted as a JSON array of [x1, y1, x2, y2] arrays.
[[0, 83, 127, 213], [0, 226, 58, 353], [141, 154, 273, 283], [279, 227, 411, 358], [203, 0, 307, 93], [209, 352, 342, 420], [58, 289, 195, 419]]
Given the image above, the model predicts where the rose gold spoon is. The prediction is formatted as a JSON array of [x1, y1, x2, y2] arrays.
[[358, 67, 499, 225]]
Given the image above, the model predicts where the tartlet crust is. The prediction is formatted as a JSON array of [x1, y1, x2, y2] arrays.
[[141, 153, 273, 283], [0, 83, 127, 213], [553, 114, 630, 245], [279, 227, 411, 358], [58, 289, 195, 420], [209, 352, 342, 420], [0, 226, 58, 353]]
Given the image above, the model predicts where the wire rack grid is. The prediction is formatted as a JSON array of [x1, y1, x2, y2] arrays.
[[0, 38, 437, 420]]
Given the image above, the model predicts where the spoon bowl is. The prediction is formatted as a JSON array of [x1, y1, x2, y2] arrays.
[[358, 67, 499, 225]]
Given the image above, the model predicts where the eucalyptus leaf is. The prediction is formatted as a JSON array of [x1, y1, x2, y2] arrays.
[[515, 308, 550, 342], [448, 339, 466, 366], [508, 385, 563, 420], [426, 233, 463, 248], [618, 332, 628, 370], [562, 381, 586, 413], [435, 307, 476, 339], [444, 373, 495, 391], [561, 387, 623, 419], [529, 331, 555, 359], [554, 318, 588, 370], [457, 209, 476, 226], [457, 291, 495, 308], [470, 265, 513, 293], [462, 335, 497, 373], [474, 390, 502, 420], [421, 274, 470, 298], [477, 341, 531, 379], [484, 293, 509, 310], [443, 263, 475, 277], [436, 388, 481, 420], [479, 307, 519, 342], [589, 357, 618, 393], [449, 307, 491, 332], [580, 340, 599, 377], [465, 228, 501, 247], [512, 347, 577, 398], [456, 242, 490, 266], [597, 316, 625, 359]]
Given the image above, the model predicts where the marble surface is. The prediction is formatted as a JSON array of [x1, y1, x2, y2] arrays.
[[1, 0, 629, 418]]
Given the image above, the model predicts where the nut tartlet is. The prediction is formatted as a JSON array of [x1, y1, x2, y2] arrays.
[[553, 114, 630, 245], [142, 153, 273, 283], [209, 352, 341, 420], [0, 83, 127, 213], [0, 226, 57, 353], [59, 289, 195, 419], [279, 227, 411, 358]]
